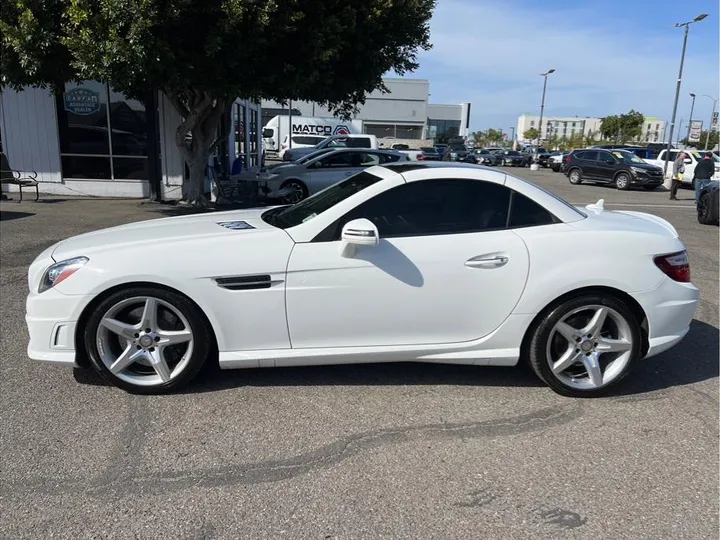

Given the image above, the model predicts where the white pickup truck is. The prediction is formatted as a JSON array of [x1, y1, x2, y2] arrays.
[[389, 143, 425, 161], [644, 149, 720, 185]]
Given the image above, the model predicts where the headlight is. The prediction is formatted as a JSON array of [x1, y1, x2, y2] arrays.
[[630, 167, 646, 175], [39, 257, 88, 293]]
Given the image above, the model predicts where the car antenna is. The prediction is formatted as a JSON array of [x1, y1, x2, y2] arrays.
[[586, 199, 605, 211]]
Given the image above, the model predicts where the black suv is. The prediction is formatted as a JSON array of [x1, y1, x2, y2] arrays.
[[562, 148, 663, 190]]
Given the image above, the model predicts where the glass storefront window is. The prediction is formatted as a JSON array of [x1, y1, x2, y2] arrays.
[[57, 81, 151, 180]]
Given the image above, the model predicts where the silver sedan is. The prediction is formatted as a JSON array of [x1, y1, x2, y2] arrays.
[[257, 148, 409, 203]]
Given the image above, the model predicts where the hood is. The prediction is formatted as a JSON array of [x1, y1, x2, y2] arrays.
[[51, 207, 284, 261]]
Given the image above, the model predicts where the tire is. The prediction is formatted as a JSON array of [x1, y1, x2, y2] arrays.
[[280, 179, 308, 204], [697, 191, 719, 225], [84, 286, 212, 394], [568, 168, 583, 184], [615, 172, 631, 190], [527, 293, 642, 398]]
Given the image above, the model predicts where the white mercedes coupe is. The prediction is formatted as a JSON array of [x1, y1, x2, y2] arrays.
[[26, 162, 699, 397]]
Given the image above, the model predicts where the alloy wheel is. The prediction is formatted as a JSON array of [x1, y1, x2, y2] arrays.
[[616, 174, 630, 190], [545, 305, 633, 390], [282, 181, 306, 204], [95, 296, 194, 387], [569, 170, 581, 184]]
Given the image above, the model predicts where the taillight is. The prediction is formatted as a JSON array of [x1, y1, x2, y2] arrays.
[[417, 153, 425, 160], [563, 155, 571, 162], [654, 250, 691, 282]]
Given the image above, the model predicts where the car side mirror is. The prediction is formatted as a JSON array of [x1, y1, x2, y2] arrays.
[[341, 218, 379, 247]]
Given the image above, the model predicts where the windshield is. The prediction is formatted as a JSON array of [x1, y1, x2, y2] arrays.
[[611, 150, 645, 164], [691, 151, 719, 162], [262, 171, 382, 229]]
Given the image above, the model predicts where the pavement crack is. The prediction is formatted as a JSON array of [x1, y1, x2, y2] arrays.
[[0, 404, 581, 498]]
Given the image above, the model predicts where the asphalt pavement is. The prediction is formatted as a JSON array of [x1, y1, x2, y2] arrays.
[[1, 168, 718, 539]]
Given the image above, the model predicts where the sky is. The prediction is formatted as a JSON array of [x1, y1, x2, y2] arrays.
[[400, 0, 719, 136]]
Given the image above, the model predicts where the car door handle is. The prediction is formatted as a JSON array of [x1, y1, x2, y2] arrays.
[[465, 256, 509, 268]]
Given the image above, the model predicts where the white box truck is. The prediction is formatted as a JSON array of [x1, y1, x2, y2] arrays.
[[262, 116, 363, 153]]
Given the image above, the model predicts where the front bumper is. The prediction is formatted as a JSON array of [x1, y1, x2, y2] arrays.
[[26, 288, 92, 367], [634, 276, 699, 358], [631, 171, 664, 186]]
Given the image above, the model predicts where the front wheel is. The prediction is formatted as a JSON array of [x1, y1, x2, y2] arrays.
[[84, 287, 212, 394], [527, 294, 642, 397], [698, 191, 719, 224], [615, 173, 631, 190], [280, 179, 308, 204]]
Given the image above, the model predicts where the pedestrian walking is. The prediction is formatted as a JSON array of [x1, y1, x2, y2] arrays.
[[669, 152, 686, 200], [442, 146, 452, 161], [693, 152, 715, 203]]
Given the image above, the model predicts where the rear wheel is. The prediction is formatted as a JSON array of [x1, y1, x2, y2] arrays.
[[84, 287, 211, 394], [568, 168, 583, 184], [615, 172, 631, 190], [528, 294, 642, 397]]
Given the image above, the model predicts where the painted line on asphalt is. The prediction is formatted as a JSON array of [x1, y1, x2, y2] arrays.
[[573, 203, 695, 208]]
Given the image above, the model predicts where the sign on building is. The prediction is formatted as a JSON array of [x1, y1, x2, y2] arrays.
[[688, 120, 703, 142], [711, 112, 719, 131], [64, 87, 101, 116]]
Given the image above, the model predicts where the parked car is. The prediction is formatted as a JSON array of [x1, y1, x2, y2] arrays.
[[420, 147, 441, 161], [389, 143, 426, 161], [563, 149, 664, 190], [473, 149, 503, 166], [548, 151, 567, 172], [27, 162, 699, 397], [282, 134, 379, 161], [697, 180, 719, 225], [644, 149, 720, 186], [434, 144, 448, 156], [501, 150, 530, 167], [278, 135, 326, 160], [257, 148, 408, 202]]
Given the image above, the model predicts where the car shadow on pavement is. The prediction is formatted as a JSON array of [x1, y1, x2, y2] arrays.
[[73, 319, 718, 396], [0, 210, 35, 221]]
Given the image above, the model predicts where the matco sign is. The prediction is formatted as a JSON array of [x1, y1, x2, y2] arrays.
[[64, 87, 101, 115], [292, 124, 351, 136]]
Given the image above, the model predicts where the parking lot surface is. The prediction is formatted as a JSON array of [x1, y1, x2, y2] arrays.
[[1, 168, 718, 539]]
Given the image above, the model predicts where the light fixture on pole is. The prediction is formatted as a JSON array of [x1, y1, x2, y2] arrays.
[[685, 93, 696, 145], [532, 68, 555, 171], [700, 94, 718, 151], [662, 13, 708, 179]]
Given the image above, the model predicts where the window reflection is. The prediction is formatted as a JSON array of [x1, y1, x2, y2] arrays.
[[57, 81, 151, 180]]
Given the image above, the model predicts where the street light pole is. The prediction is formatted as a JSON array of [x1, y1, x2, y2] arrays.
[[701, 94, 718, 150], [685, 93, 696, 145], [533, 69, 555, 170], [663, 13, 708, 177]]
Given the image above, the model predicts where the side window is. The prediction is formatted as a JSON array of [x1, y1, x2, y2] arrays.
[[597, 151, 614, 162], [508, 191, 558, 228], [348, 137, 371, 148], [318, 153, 353, 168], [377, 152, 401, 164], [573, 151, 586, 159], [315, 179, 511, 241], [583, 151, 599, 161]]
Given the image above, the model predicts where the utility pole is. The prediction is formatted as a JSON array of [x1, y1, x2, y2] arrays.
[[685, 93, 696, 145], [532, 69, 555, 170]]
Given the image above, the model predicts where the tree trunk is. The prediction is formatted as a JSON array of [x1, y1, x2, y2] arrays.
[[164, 90, 230, 206]]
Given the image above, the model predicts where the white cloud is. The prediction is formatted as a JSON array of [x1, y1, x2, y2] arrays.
[[412, 0, 719, 131]]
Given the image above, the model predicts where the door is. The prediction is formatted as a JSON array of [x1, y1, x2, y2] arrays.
[[305, 151, 381, 194], [579, 150, 600, 179], [285, 179, 531, 349], [593, 150, 618, 183]]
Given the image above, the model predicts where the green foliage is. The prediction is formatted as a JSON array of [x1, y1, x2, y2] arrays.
[[600, 110, 645, 142], [1, 0, 436, 202], [523, 128, 538, 141]]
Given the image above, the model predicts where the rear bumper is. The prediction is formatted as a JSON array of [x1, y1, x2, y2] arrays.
[[634, 277, 699, 358], [26, 288, 92, 367]]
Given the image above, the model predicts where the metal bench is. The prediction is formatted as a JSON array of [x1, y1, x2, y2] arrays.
[[1, 152, 39, 202]]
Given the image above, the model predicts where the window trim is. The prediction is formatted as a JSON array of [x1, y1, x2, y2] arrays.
[[310, 178, 560, 243]]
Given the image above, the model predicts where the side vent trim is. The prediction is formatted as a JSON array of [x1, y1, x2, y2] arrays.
[[215, 275, 272, 291]]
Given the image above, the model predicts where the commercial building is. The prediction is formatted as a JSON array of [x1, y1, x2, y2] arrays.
[[262, 78, 471, 142], [516, 114, 666, 144], [0, 82, 262, 199]]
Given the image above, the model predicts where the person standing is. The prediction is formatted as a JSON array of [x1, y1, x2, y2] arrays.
[[693, 152, 715, 203], [669, 152, 686, 201]]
